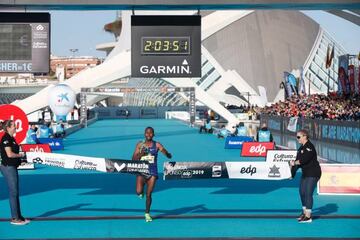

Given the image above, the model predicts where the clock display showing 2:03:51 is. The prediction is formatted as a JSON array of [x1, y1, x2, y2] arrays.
[[141, 37, 190, 55]]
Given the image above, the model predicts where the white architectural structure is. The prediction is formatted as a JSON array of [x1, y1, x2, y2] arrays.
[[14, 10, 347, 125]]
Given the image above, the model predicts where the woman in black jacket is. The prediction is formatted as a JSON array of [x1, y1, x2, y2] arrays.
[[0, 120, 29, 225], [290, 129, 321, 223]]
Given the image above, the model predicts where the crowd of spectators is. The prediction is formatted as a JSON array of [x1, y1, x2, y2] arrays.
[[261, 94, 360, 121]]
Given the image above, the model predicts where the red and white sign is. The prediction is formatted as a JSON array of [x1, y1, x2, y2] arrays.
[[21, 144, 52, 153], [0, 104, 29, 144], [241, 142, 275, 157]]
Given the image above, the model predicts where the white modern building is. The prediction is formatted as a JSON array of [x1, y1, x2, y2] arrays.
[[97, 10, 347, 107], [14, 10, 347, 124]]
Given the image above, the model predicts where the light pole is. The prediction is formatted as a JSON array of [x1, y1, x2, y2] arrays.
[[69, 48, 78, 79]]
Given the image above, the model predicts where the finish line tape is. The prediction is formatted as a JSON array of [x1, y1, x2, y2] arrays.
[[163, 161, 292, 180], [26, 152, 151, 175], [26, 152, 291, 180]]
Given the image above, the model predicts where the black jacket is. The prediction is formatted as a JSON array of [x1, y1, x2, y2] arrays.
[[296, 140, 321, 178], [0, 133, 21, 167]]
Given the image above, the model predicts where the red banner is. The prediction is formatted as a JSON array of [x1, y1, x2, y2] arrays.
[[241, 142, 275, 157], [0, 104, 29, 144], [358, 66, 360, 94], [348, 65, 355, 94], [21, 144, 52, 153], [318, 164, 360, 195]]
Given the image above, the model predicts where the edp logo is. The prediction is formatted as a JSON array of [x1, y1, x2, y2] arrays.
[[240, 165, 257, 176]]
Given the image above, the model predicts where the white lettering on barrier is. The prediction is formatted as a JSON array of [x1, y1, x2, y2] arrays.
[[249, 145, 266, 156], [29, 146, 44, 152]]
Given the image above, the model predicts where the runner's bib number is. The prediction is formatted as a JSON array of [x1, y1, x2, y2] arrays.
[[140, 155, 155, 164]]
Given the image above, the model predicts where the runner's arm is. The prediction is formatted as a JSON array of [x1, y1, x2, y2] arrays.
[[131, 142, 141, 160], [156, 142, 172, 159]]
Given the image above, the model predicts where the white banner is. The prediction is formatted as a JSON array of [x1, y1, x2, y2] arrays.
[[165, 111, 190, 121], [225, 162, 291, 180], [233, 113, 249, 121], [258, 85, 268, 106], [266, 150, 297, 163], [287, 117, 298, 132], [26, 152, 107, 172]]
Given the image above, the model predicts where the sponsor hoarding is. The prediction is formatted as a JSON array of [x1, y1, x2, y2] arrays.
[[38, 138, 64, 150], [21, 144, 51, 153], [241, 142, 275, 157], [225, 136, 253, 149], [0, 104, 29, 144]]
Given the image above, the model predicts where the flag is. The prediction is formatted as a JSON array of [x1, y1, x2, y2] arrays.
[[298, 67, 306, 95], [287, 117, 298, 132], [325, 44, 334, 69], [337, 55, 350, 96], [348, 65, 355, 94], [357, 66, 360, 95], [287, 73, 298, 95], [318, 164, 360, 195], [258, 86, 268, 106], [283, 72, 292, 99]]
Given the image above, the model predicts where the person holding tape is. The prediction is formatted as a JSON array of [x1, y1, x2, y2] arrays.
[[290, 129, 321, 223], [256, 123, 273, 142], [0, 121, 2, 163], [236, 122, 247, 136], [25, 124, 39, 144], [39, 122, 53, 138], [132, 127, 172, 222], [0, 120, 30, 225]]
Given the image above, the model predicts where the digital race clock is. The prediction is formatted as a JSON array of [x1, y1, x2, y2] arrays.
[[141, 37, 190, 55], [131, 15, 201, 78]]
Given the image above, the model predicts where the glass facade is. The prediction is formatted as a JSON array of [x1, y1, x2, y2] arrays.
[[305, 30, 347, 93]]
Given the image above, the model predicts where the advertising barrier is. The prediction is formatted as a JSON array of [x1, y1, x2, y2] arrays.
[[266, 150, 297, 163], [261, 114, 360, 148], [0, 104, 29, 144], [225, 136, 253, 149], [164, 161, 291, 180], [241, 142, 275, 157], [38, 138, 64, 150], [21, 144, 51, 153], [318, 164, 360, 195]]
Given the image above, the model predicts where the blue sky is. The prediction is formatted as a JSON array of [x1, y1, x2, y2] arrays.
[[49, 10, 359, 58]]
